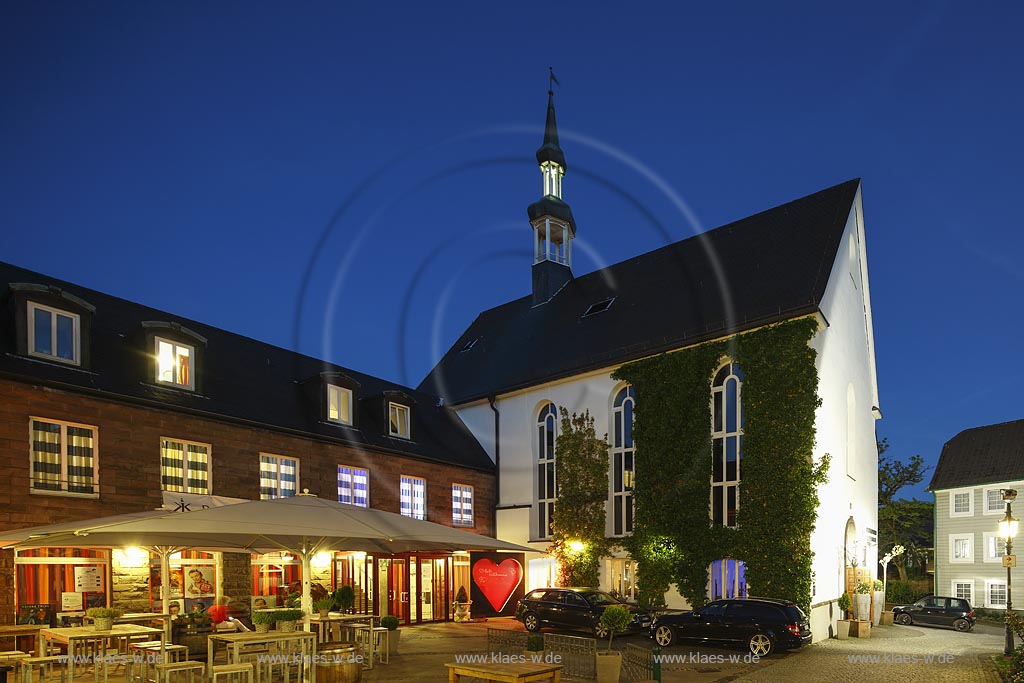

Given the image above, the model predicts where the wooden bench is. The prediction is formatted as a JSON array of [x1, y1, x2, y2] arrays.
[[444, 661, 562, 683]]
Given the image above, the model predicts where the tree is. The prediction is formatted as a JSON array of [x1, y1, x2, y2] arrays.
[[877, 438, 933, 581], [550, 408, 612, 586]]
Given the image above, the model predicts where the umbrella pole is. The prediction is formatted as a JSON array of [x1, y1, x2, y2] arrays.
[[301, 550, 312, 632]]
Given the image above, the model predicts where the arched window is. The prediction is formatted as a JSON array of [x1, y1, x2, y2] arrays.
[[711, 362, 743, 527], [611, 386, 635, 536], [537, 403, 558, 540]]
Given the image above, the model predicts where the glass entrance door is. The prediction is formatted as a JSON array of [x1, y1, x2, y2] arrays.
[[390, 558, 408, 621]]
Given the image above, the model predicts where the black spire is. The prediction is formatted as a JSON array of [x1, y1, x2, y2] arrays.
[[535, 89, 567, 171]]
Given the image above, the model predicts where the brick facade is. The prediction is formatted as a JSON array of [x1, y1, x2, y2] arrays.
[[0, 377, 495, 623]]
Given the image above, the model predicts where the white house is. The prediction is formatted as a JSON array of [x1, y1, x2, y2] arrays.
[[418, 90, 880, 642], [930, 419, 1024, 610]]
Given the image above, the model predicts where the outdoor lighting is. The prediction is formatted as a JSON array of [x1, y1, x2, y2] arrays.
[[567, 540, 586, 555], [311, 551, 332, 567], [1001, 488, 1018, 656]]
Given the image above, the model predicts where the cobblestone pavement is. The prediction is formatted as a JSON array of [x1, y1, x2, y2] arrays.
[[357, 618, 1006, 682]]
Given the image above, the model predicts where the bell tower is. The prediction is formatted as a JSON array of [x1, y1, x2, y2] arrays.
[[528, 85, 576, 306]]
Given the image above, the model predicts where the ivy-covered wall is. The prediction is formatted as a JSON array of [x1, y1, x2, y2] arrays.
[[613, 317, 829, 613]]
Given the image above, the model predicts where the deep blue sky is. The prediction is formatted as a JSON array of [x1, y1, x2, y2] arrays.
[[4, 3, 1022, 501]]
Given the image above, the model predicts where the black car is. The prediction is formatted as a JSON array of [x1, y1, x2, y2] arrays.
[[650, 597, 812, 657], [892, 596, 975, 631], [514, 587, 653, 638]]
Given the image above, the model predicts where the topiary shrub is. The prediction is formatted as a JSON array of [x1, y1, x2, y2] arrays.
[[599, 605, 632, 651], [380, 615, 400, 631]]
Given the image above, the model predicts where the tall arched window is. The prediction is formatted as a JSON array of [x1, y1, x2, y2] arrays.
[[711, 362, 743, 527], [611, 386, 635, 536], [537, 403, 558, 540]]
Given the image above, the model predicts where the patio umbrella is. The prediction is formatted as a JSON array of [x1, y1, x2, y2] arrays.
[[4, 493, 536, 626]]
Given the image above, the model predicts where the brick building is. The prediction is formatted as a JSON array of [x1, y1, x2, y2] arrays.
[[0, 260, 495, 626]]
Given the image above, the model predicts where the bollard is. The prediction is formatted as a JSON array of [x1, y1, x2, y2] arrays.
[[652, 646, 661, 682]]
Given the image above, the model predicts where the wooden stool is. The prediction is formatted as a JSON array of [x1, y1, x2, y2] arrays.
[[0, 654, 30, 664], [132, 644, 188, 683], [209, 663, 253, 683], [18, 656, 67, 683], [370, 628, 388, 664], [235, 645, 271, 683], [153, 661, 204, 683]]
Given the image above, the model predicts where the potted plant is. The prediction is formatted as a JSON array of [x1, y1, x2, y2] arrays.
[[595, 605, 631, 683], [252, 610, 276, 633], [851, 582, 872, 638], [872, 579, 884, 626], [274, 608, 305, 632], [453, 586, 472, 622], [86, 607, 123, 631], [836, 593, 852, 639], [314, 598, 335, 618], [380, 615, 401, 656], [335, 585, 355, 613]]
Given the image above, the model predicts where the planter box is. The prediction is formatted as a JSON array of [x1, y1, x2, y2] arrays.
[[849, 620, 871, 638], [837, 620, 852, 639], [880, 611, 894, 626]]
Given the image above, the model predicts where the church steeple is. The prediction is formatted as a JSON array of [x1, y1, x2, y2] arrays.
[[528, 79, 576, 306]]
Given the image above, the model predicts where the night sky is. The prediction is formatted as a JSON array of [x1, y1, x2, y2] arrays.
[[4, 3, 1023, 500]]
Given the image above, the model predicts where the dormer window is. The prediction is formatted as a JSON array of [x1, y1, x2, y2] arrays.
[[28, 302, 80, 365], [389, 402, 411, 439], [327, 384, 352, 425], [156, 337, 194, 390]]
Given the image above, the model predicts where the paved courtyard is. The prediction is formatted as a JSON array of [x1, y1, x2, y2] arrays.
[[361, 619, 1006, 682]]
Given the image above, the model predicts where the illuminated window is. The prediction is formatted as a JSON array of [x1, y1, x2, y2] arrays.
[[337, 466, 369, 507], [988, 581, 1008, 607], [260, 454, 298, 499], [327, 385, 352, 425], [400, 476, 426, 520], [537, 403, 557, 540], [611, 386, 635, 536], [30, 417, 97, 496], [389, 403, 410, 439], [452, 484, 474, 527], [156, 338, 194, 390], [709, 559, 747, 600], [161, 438, 210, 494], [711, 362, 743, 527], [27, 302, 80, 365], [949, 533, 973, 563]]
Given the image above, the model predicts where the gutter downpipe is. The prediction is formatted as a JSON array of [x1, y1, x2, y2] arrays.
[[488, 395, 500, 536]]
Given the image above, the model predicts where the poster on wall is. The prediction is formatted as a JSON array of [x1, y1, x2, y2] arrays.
[[74, 566, 103, 592], [61, 592, 84, 612], [469, 552, 525, 618], [150, 566, 185, 599], [184, 566, 215, 597], [17, 603, 52, 625], [185, 597, 211, 617]]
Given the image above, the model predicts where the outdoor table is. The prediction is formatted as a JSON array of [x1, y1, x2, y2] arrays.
[[311, 615, 371, 644], [347, 625, 376, 670], [0, 625, 46, 657], [86, 613, 172, 641], [444, 661, 563, 683], [206, 631, 317, 683], [40, 624, 163, 683]]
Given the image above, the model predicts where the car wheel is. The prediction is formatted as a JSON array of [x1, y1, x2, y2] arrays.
[[748, 632, 773, 657], [895, 613, 913, 625], [594, 622, 610, 639], [953, 618, 972, 632], [523, 612, 540, 632], [653, 625, 676, 647]]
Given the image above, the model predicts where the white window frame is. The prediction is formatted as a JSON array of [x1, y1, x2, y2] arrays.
[[536, 402, 558, 541], [337, 465, 369, 508], [610, 385, 635, 537], [949, 533, 974, 564], [29, 416, 99, 497], [400, 475, 426, 520], [389, 402, 410, 439], [986, 579, 1008, 608], [160, 437, 211, 495], [327, 384, 352, 425], [27, 302, 81, 365], [985, 487, 1008, 515], [155, 337, 195, 391], [949, 488, 974, 518], [452, 483, 474, 527], [951, 580, 973, 604], [711, 361, 743, 528], [259, 453, 299, 499], [983, 531, 1008, 563]]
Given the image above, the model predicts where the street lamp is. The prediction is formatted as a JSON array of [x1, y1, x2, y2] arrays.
[[1000, 489, 1019, 656]]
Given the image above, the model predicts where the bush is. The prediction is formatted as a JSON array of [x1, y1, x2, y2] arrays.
[[854, 581, 872, 595], [884, 580, 931, 606], [86, 607, 123, 619], [599, 605, 633, 651], [837, 593, 851, 615], [527, 633, 544, 651], [380, 616, 400, 631], [455, 586, 469, 604]]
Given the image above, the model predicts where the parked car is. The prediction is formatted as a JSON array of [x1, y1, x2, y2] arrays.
[[892, 596, 975, 631], [514, 587, 653, 637], [650, 597, 812, 657]]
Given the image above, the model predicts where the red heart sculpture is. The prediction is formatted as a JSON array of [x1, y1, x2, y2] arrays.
[[472, 558, 523, 612]]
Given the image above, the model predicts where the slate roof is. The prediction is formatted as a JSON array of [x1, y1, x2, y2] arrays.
[[419, 179, 861, 404], [929, 419, 1024, 491], [0, 261, 493, 472]]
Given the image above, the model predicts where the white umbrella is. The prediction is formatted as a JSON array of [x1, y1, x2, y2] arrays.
[[5, 493, 535, 627]]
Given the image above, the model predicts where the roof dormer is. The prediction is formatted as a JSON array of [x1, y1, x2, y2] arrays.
[[141, 320, 208, 393], [8, 282, 96, 368]]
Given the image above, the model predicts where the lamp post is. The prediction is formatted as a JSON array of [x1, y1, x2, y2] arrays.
[[1000, 489, 1019, 656]]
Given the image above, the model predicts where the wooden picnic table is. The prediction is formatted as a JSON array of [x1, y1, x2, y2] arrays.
[[0, 625, 46, 657], [40, 624, 164, 683], [207, 630, 317, 683], [444, 661, 562, 683]]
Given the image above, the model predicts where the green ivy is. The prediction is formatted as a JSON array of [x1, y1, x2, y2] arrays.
[[614, 318, 829, 613], [550, 409, 613, 586]]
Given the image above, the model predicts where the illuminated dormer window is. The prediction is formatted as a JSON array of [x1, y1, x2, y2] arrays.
[[327, 384, 352, 425], [389, 402, 411, 439], [156, 337, 194, 390]]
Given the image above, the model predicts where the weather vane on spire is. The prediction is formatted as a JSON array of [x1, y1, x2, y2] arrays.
[[548, 66, 560, 93]]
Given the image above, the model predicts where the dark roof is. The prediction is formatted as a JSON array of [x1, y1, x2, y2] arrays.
[[929, 419, 1024, 491], [535, 90, 566, 170], [527, 195, 577, 235], [0, 261, 493, 472], [419, 179, 860, 404]]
